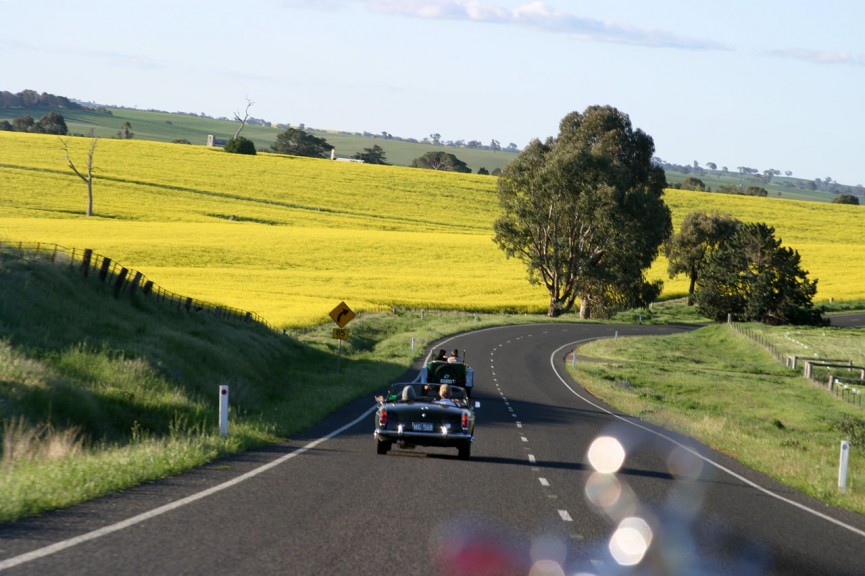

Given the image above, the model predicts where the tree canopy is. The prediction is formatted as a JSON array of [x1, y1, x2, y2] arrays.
[[224, 136, 257, 155], [0, 112, 68, 135], [410, 151, 471, 173], [353, 144, 389, 165], [694, 222, 822, 325], [0, 89, 84, 110], [271, 127, 332, 158], [493, 105, 671, 318], [665, 211, 741, 304], [832, 194, 860, 205]]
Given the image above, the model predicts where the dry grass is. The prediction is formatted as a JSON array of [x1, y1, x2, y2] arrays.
[[2, 417, 84, 465]]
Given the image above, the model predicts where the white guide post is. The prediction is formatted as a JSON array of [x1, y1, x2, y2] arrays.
[[839, 440, 850, 493], [219, 385, 229, 437]]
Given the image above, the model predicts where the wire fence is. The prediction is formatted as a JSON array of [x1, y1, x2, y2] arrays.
[[730, 321, 864, 409], [0, 240, 284, 334], [729, 323, 783, 362]]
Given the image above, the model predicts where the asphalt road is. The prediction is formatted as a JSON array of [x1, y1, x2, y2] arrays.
[[2, 322, 865, 575]]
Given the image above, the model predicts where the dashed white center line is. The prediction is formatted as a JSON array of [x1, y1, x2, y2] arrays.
[[520, 436, 528, 442], [528, 454, 536, 464], [539, 478, 550, 487], [558, 510, 573, 522]]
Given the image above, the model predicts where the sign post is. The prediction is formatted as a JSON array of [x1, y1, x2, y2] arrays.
[[329, 301, 355, 371]]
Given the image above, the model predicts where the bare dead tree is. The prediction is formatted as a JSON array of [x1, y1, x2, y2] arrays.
[[61, 138, 97, 216], [233, 97, 254, 139]]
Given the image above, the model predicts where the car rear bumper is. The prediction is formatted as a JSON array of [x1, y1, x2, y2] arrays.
[[375, 429, 473, 447]]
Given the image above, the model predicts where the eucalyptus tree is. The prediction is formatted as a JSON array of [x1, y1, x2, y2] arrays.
[[353, 144, 389, 165], [694, 222, 822, 325], [493, 105, 671, 318], [410, 151, 470, 173], [665, 211, 741, 304], [271, 127, 332, 158]]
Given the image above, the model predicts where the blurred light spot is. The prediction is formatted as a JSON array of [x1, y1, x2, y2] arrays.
[[530, 535, 567, 565], [584, 472, 622, 510], [587, 436, 626, 473], [528, 558, 565, 576], [608, 517, 653, 566], [666, 446, 704, 481]]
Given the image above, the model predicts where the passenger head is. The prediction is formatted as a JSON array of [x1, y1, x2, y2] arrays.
[[401, 385, 416, 402], [439, 384, 450, 398]]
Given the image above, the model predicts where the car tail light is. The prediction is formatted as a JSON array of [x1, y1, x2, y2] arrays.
[[461, 411, 469, 431], [379, 408, 388, 427]]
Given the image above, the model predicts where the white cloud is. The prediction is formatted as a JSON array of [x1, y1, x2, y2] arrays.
[[367, 0, 727, 50], [767, 48, 865, 67]]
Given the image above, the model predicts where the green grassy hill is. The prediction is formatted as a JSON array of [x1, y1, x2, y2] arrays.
[[0, 106, 519, 174], [5, 105, 862, 202]]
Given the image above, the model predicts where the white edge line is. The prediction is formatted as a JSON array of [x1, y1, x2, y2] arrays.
[[0, 405, 378, 571], [0, 322, 565, 570], [550, 338, 865, 539]]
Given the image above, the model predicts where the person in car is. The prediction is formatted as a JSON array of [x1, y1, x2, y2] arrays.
[[438, 384, 455, 404], [435, 349, 448, 361], [447, 349, 463, 363]]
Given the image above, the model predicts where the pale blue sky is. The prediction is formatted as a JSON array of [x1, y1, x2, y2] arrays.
[[3, 0, 864, 185]]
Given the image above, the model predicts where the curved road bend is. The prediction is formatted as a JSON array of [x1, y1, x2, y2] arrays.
[[1, 322, 864, 575]]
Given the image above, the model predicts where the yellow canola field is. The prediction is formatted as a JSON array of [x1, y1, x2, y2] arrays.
[[1, 132, 862, 327]]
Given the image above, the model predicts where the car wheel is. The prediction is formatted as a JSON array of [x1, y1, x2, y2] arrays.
[[376, 439, 391, 455], [457, 442, 471, 460]]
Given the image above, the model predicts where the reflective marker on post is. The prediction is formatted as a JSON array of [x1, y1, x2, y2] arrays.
[[219, 385, 229, 437], [839, 440, 850, 493]]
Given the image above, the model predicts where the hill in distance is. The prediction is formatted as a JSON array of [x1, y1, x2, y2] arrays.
[[1, 90, 862, 201]]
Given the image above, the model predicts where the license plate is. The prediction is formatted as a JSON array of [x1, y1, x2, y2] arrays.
[[413, 422, 434, 432]]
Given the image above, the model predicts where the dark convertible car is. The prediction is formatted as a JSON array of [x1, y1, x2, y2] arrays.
[[374, 382, 479, 459], [420, 353, 474, 397]]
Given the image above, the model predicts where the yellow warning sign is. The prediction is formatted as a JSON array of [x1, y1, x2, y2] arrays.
[[329, 301, 355, 328]]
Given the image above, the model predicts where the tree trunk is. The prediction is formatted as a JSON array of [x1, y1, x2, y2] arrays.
[[86, 180, 93, 217], [687, 272, 697, 306], [579, 297, 590, 320]]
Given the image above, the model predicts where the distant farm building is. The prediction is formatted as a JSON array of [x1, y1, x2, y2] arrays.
[[331, 149, 363, 163]]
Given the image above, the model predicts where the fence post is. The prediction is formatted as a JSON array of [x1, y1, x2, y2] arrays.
[[129, 272, 142, 295], [113, 267, 128, 297], [99, 258, 111, 283], [81, 249, 92, 277]]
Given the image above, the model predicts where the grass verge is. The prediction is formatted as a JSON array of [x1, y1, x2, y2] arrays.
[[2, 252, 862, 522], [569, 322, 865, 514], [0, 252, 560, 522]]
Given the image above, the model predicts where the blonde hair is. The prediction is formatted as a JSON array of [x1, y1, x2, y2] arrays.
[[439, 384, 450, 398]]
